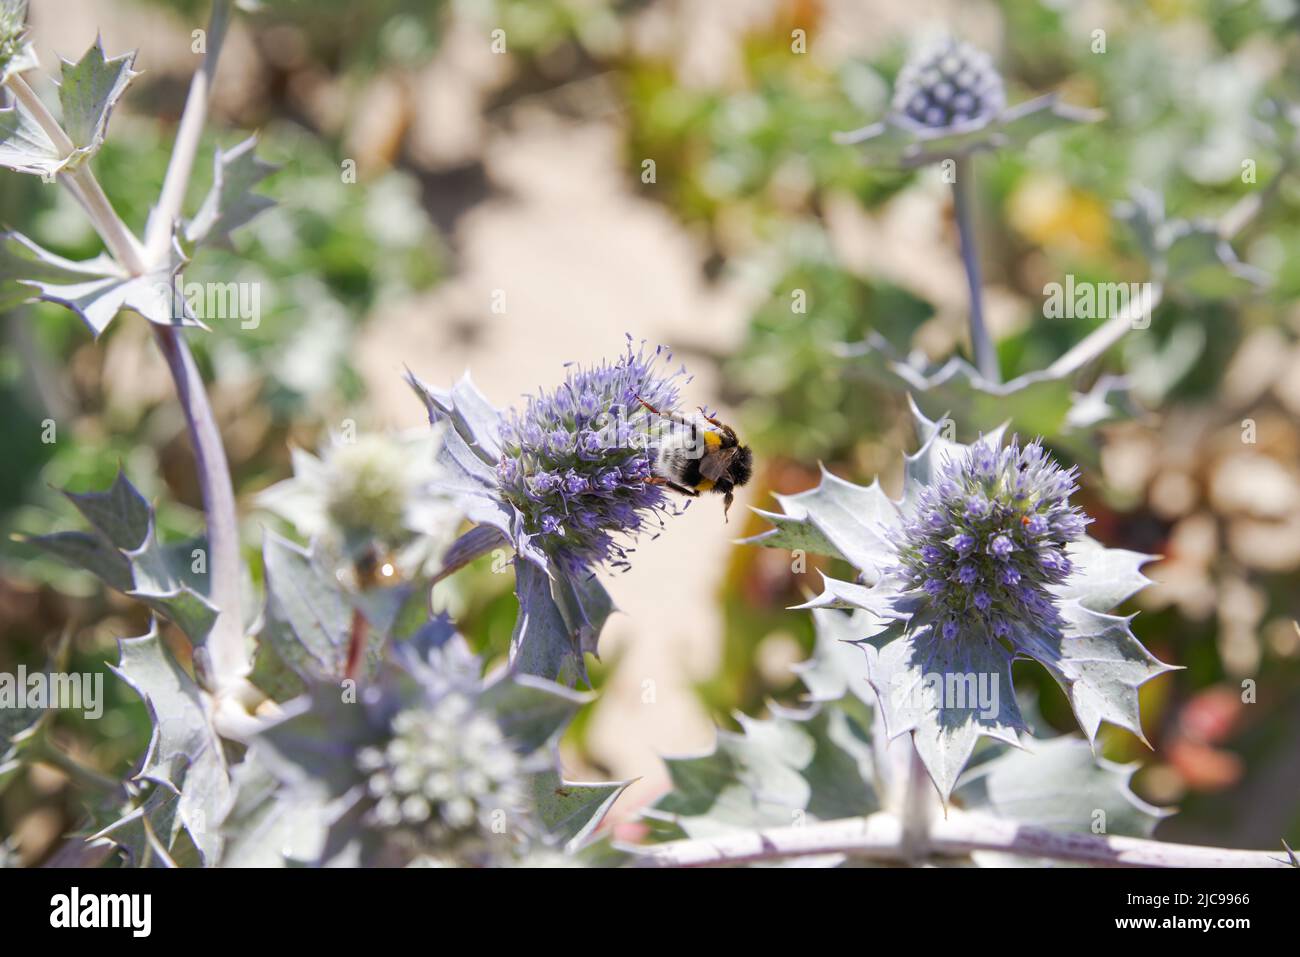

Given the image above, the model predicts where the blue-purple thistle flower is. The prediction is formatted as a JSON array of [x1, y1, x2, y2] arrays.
[[891, 38, 1005, 134], [751, 403, 1175, 801], [495, 340, 691, 573], [404, 338, 698, 681], [244, 619, 607, 866], [897, 437, 1089, 642], [834, 36, 1101, 168]]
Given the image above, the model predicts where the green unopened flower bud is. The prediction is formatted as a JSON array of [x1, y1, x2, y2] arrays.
[[324, 434, 411, 543]]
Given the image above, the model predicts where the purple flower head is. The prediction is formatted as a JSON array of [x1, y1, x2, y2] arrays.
[[751, 405, 1173, 803], [496, 338, 691, 573], [898, 436, 1090, 639], [892, 40, 1006, 132], [835, 34, 1101, 176]]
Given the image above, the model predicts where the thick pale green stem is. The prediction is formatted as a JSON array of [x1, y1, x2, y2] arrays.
[[143, 0, 246, 690], [952, 156, 999, 383], [152, 325, 246, 688], [144, 0, 230, 260], [898, 743, 933, 864], [2, 1, 248, 691]]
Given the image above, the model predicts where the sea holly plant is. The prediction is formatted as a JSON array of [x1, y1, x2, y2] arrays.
[[634, 688, 1178, 868], [746, 400, 1176, 802], [633, 597, 1292, 867], [222, 617, 627, 867], [833, 36, 1282, 440], [0, 1, 629, 868], [2, 2, 1292, 873], [833, 37, 1101, 171], [405, 337, 695, 684], [835, 35, 1103, 396], [838, 173, 1275, 441], [23, 471, 224, 677], [629, 404, 1291, 867], [0, 0, 252, 702]]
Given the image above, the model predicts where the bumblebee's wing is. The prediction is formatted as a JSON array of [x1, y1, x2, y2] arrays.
[[700, 445, 738, 481]]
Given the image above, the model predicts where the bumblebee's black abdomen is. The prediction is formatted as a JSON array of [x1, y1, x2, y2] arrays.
[[680, 457, 703, 487]]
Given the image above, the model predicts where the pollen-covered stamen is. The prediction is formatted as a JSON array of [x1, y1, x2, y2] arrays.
[[896, 436, 1090, 638]]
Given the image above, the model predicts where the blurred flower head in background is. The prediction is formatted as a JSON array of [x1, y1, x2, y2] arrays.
[[245, 623, 590, 868], [359, 691, 526, 855], [835, 35, 1100, 167], [257, 428, 460, 576], [891, 38, 1006, 134], [0, 0, 33, 82]]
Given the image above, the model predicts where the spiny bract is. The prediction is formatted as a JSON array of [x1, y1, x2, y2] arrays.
[[834, 36, 1098, 168]]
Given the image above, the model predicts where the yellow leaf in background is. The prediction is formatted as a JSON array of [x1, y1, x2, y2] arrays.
[[1150, 0, 1197, 22], [1007, 172, 1110, 256]]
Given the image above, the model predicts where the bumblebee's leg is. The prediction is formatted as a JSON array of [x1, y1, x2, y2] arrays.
[[646, 476, 699, 497], [636, 394, 693, 428], [723, 490, 734, 523], [634, 395, 665, 416]]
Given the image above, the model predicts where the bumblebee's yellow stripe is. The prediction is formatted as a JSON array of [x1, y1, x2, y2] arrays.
[[695, 479, 715, 492], [703, 430, 722, 448]]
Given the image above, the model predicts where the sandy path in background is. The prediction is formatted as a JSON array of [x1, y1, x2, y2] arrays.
[[359, 109, 756, 815]]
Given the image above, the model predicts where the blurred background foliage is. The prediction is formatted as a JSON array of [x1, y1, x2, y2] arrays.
[[2, 0, 1299, 862]]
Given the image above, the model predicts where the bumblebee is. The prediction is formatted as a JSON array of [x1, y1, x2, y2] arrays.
[[636, 396, 754, 522]]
